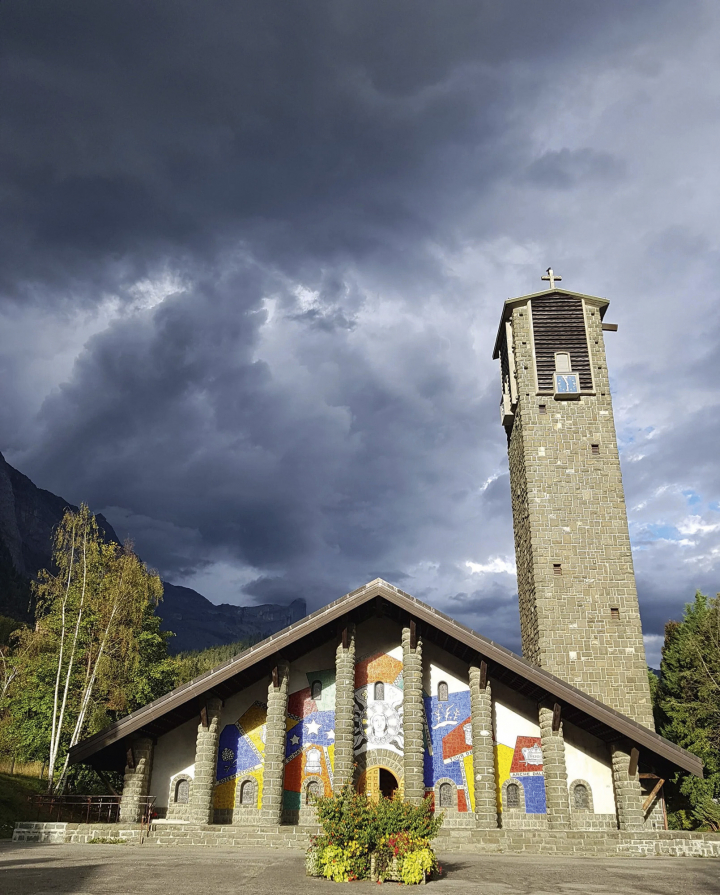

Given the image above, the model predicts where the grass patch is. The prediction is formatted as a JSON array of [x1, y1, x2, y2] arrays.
[[88, 837, 127, 844], [0, 772, 46, 839]]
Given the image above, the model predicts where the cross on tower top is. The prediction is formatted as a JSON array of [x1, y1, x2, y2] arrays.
[[541, 268, 562, 290]]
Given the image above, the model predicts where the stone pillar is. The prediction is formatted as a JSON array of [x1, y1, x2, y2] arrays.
[[188, 696, 223, 824], [261, 659, 290, 824], [611, 742, 644, 831], [333, 623, 356, 793], [402, 625, 425, 805], [538, 703, 570, 829], [469, 664, 498, 828], [119, 736, 154, 823]]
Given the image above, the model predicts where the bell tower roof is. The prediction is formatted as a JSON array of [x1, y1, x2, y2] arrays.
[[492, 287, 609, 360]]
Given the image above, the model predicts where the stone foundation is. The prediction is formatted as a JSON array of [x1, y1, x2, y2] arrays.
[[13, 820, 720, 857]]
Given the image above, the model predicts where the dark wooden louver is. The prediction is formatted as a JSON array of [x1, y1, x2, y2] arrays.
[[531, 295, 593, 391]]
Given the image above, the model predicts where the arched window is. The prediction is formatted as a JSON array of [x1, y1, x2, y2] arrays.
[[239, 779, 256, 806], [438, 782, 453, 808], [555, 352, 571, 373], [506, 782, 520, 809], [573, 783, 589, 810], [374, 681, 385, 701], [437, 681, 449, 703], [174, 778, 189, 804], [306, 780, 321, 804], [311, 680, 322, 700]]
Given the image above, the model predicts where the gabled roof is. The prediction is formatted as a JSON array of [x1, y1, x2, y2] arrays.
[[492, 287, 609, 359], [69, 579, 703, 778]]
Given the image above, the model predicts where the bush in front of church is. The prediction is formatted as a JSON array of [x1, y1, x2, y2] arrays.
[[306, 785, 443, 883]]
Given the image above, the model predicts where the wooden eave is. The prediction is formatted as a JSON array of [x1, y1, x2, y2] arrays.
[[492, 288, 610, 360], [69, 578, 703, 779]]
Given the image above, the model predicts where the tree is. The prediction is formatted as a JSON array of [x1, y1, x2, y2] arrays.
[[0, 505, 172, 793], [654, 591, 720, 830]]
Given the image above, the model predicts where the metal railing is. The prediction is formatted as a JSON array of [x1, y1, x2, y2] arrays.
[[28, 794, 156, 826]]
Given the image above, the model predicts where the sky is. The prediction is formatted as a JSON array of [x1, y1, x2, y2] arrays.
[[1, 1, 719, 667]]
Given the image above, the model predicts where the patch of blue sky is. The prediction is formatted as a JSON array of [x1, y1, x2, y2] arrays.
[[631, 522, 683, 543], [709, 501, 720, 513], [682, 489, 702, 507]]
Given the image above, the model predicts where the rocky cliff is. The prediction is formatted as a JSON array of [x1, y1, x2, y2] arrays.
[[0, 451, 306, 649]]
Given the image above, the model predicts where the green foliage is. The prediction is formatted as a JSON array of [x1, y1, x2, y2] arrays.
[[88, 837, 126, 844], [310, 785, 443, 883], [399, 847, 437, 885], [171, 638, 255, 687], [653, 591, 720, 830], [0, 536, 33, 623], [0, 615, 23, 648], [0, 772, 45, 839]]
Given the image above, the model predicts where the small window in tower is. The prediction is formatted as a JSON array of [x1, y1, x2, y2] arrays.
[[175, 778, 189, 804], [374, 681, 385, 701], [539, 404, 547, 414], [438, 782, 453, 808], [611, 607, 620, 620], [311, 680, 322, 701], [506, 782, 521, 809], [591, 444, 600, 455], [553, 563, 562, 576], [555, 352, 571, 373], [438, 681, 449, 702]]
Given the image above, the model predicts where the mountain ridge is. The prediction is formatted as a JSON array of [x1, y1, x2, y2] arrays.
[[0, 451, 305, 649]]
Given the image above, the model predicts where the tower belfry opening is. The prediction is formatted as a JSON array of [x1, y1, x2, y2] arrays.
[[492, 272, 654, 729]]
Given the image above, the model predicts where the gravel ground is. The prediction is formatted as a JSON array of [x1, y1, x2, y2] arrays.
[[1, 841, 719, 895]]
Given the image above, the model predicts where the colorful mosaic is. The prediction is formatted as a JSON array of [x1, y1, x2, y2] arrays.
[[214, 701, 267, 810], [353, 652, 404, 757], [496, 735, 547, 814], [282, 668, 336, 810], [423, 690, 472, 812]]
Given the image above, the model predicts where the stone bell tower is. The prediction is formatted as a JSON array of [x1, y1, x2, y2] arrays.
[[493, 270, 654, 729]]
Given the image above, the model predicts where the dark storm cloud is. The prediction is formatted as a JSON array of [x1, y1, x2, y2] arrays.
[[1, 0, 718, 662]]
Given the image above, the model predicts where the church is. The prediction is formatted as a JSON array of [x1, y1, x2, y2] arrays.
[[67, 277, 702, 838]]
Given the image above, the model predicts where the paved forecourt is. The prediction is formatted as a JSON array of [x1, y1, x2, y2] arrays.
[[2, 842, 719, 895]]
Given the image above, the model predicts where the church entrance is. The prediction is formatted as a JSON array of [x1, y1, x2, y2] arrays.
[[359, 766, 399, 802]]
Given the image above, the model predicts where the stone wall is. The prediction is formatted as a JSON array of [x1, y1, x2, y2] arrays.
[[504, 296, 654, 729], [13, 820, 720, 857]]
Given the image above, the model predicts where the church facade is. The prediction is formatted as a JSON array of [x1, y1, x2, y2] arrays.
[[67, 280, 703, 839]]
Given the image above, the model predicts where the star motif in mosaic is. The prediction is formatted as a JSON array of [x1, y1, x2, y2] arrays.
[[306, 720, 321, 735], [290, 734, 300, 745], [327, 729, 335, 740]]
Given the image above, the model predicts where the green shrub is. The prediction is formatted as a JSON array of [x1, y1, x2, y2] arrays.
[[400, 847, 437, 885], [309, 784, 443, 883]]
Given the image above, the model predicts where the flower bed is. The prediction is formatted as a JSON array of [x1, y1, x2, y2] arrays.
[[305, 785, 443, 884]]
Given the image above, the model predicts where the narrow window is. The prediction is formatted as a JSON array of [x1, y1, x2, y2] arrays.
[[239, 779, 255, 805], [591, 444, 600, 455], [539, 404, 547, 414], [175, 778, 189, 804], [611, 607, 620, 620], [506, 782, 520, 809], [553, 563, 562, 576], [374, 681, 385, 701], [574, 784, 589, 809], [437, 681, 449, 703], [306, 780, 321, 804], [311, 680, 322, 700], [438, 782, 453, 808]]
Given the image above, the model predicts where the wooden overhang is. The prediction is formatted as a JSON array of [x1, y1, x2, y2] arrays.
[[69, 578, 703, 779], [492, 288, 610, 360]]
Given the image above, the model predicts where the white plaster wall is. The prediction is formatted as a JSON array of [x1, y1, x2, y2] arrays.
[[220, 679, 272, 729], [287, 639, 338, 705], [423, 640, 470, 698], [492, 681, 541, 745], [563, 721, 615, 814], [149, 717, 198, 808], [354, 618, 403, 664]]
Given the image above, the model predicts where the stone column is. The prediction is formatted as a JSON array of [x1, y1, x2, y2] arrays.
[[333, 623, 356, 793], [611, 742, 644, 831], [469, 664, 498, 828], [402, 625, 425, 805], [261, 659, 290, 824], [538, 702, 570, 829], [119, 736, 154, 823], [188, 696, 223, 824]]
